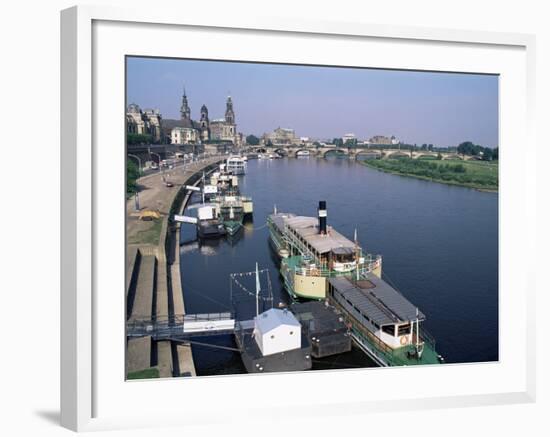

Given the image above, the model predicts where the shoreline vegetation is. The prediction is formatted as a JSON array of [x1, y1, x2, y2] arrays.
[[360, 158, 498, 192]]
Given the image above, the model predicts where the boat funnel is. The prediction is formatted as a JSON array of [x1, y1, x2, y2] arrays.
[[318, 201, 327, 234]]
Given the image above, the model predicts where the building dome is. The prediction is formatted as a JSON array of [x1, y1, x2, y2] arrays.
[[127, 103, 141, 113]]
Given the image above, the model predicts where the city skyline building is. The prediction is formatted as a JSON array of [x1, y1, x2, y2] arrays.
[[170, 87, 239, 145], [127, 57, 498, 148]]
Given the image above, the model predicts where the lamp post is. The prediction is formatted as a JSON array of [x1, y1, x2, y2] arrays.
[[134, 191, 140, 211], [148, 147, 163, 175], [127, 154, 142, 211], [128, 153, 142, 175]]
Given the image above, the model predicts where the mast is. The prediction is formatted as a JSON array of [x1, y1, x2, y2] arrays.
[[415, 307, 420, 348], [355, 227, 359, 281], [255, 262, 260, 316]]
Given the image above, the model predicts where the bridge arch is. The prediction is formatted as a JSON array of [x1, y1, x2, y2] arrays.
[[415, 153, 438, 160], [294, 148, 314, 157], [355, 151, 382, 161], [385, 151, 411, 159], [323, 149, 347, 158], [274, 148, 288, 156], [256, 147, 267, 154], [441, 153, 462, 161]]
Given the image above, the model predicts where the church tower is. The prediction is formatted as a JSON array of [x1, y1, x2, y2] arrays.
[[180, 87, 191, 120], [200, 104, 209, 128], [225, 95, 235, 125], [200, 104, 210, 141]]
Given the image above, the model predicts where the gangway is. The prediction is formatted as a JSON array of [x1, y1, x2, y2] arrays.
[[127, 312, 238, 341]]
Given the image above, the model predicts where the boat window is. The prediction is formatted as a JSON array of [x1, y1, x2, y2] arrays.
[[382, 325, 395, 336], [397, 324, 411, 336]]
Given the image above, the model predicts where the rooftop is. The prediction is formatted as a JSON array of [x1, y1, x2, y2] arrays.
[[254, 308, 301, 334], [284, 215, 356, 254], [329, 274, 425, 327]]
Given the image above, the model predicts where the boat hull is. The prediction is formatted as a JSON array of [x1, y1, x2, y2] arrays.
[[223, 219, 243, 236], [197, 221, 226, 239]]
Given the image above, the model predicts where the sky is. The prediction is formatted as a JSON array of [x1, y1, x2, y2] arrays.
[[126, 57, 498, 148]]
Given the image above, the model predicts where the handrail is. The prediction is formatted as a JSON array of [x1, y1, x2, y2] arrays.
[[293, 258, 381, 277]]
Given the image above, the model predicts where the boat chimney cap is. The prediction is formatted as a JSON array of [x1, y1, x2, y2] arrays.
[[318, 201, 327, 234]]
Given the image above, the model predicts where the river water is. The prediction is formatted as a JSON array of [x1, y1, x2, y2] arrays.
[[179, 157, 498, 375]]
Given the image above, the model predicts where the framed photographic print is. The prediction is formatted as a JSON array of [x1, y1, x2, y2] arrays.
[[61, 5, 536, 432]]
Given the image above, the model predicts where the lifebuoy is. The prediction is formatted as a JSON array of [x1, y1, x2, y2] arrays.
[[400, 336, 408, 346]]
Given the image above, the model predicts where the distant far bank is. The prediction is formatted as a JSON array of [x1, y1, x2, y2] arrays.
[[359, 158, 498, 192]]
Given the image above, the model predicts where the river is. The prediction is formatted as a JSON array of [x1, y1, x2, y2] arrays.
[[179, 157, 498, 375]]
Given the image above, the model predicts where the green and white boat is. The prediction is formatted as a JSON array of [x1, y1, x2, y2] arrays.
[[268, 201, 382, 300], [267, 201, 443, 367], [214, 195, 253, 236]]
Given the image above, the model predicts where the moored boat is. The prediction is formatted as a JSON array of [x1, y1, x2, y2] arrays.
[[267, 201, 443, 367], [214, 194, 254, 236], [226, 155, 247, 175], [327, 274, 442, 366], [196, 205, 226, 238], [209, 164, 240, 196], [268, 201, 382, 300]]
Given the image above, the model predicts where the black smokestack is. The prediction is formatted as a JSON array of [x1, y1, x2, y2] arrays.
[[318, 201, 327, 234]]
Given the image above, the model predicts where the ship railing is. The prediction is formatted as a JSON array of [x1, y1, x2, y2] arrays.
[[417, 326, 436, 349], [330, 296, 395, 360], [126, 312, 235, 338], [330, 295, 433, 366], [292, 260, 380, 278]]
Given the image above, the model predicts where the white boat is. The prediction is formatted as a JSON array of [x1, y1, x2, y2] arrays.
[[226, 156, 247, 175], [296, 150, 310, 157]]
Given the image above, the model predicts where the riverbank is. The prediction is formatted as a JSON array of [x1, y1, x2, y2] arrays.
[[125, 156, 223, 379], [359, 159, 498, 191]]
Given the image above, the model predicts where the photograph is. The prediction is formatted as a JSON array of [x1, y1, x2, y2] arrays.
[[125, 57, 499, 379]]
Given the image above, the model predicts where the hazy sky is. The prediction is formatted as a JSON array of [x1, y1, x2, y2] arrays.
[[126, 57, 498, 148]]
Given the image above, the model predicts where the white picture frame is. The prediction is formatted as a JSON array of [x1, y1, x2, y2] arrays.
[[61, 5, 536, 432]]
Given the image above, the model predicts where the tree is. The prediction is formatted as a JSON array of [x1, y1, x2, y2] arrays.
[[457, 141, 485, 157], [246, 134, 260, 146], [313, 141, 321, 148], [127, 159, 139, 194], [482, 147, 495, 161], [332, 138, 344, 147], [127, 133, 153, 145]]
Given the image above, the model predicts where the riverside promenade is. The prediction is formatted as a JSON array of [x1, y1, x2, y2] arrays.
[[126, 155, 224, 379]]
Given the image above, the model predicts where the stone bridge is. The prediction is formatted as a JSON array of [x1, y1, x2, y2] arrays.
[[246, 146, 479, 161]]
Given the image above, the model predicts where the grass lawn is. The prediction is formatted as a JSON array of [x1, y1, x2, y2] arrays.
[[127, 367, 160, 380], [361, 158, 498, 191], [127, 218, 164, 245]]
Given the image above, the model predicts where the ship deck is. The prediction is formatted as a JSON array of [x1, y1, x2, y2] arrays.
[[327, 275, 440, 366], [328, 274, 426, 329], [351, 326, 441, 366]]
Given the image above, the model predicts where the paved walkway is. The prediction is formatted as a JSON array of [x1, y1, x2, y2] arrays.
[[126, 156, 223, 379], [127, 158, 221, 245]]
